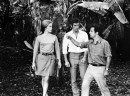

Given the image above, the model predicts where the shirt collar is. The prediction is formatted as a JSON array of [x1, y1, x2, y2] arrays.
[[70, 30, 82, 34], [91, 37, 102, 45]]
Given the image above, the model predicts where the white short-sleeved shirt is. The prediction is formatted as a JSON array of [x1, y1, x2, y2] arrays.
[[62, 30, 88, 54]]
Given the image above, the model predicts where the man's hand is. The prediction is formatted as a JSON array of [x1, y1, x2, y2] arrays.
[[81, 57, 86, 63], [104, 70, 109, 76], [66, 34, 72, 40], [58, 62, 61, 68], [65, 61, 70, 67]]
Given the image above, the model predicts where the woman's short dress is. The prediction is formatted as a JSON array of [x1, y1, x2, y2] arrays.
[[35, 43, 56, 76]]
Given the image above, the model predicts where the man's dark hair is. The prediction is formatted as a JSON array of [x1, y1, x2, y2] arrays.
[[89, 23, 103, 37], [71, 18, 80, 25]]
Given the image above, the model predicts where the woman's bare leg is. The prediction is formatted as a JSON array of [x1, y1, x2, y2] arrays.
[[42, 76, 49, 96]]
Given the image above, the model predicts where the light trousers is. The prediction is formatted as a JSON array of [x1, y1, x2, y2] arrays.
[[81, 64, 111, 96], [69, 53, 87, 96]]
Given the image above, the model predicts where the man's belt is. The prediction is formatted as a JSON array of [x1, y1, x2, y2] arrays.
[[41, 52, 54, 56], [69, 52, 84, 59], [69, 52, 84, 55], [90, 63, 105, 67]]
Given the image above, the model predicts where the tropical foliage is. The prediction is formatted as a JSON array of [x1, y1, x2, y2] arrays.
[[0, 0, 130, 57]]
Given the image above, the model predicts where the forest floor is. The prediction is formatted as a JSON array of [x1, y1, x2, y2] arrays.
[[0, 45, 130, 96]]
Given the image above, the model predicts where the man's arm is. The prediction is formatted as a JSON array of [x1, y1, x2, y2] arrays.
[[105, 56, 111, 71], [62, 34, 70, 67], [81, 51, 88, 63], [104, 56, 111, 76], [67, 35, 88, 48], [68, 36, 81, 47], [104, 41, 112, 75], [63, 54, 70, 67], [104, 41, 112, 71], [82, 31, 89, 62]]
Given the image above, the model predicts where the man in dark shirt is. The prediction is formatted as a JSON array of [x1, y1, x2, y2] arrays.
[[67, 24, 112, 96]]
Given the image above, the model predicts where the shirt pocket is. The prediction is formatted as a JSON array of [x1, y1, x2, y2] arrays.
[[93, 44, 104, 57]]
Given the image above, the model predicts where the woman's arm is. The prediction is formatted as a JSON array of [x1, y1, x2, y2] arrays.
[[55, 36, 61, 68], [32, 37, 39, 69], [24, 40, 33, 50]]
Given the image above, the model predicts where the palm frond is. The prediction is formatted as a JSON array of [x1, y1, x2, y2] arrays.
[[115, 21, 124, 40], [102, 23, 114, 39], [67, 1, 83, 15], [103, 21, 124, 40]]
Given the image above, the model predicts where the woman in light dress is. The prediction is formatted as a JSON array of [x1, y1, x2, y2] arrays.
[[32, 20, 61, 96]]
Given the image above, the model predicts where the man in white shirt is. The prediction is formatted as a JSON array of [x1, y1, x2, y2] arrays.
[[62, 18, 88, 96]]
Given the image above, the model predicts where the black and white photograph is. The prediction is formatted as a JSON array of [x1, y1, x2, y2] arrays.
[[0, 0, 130, 96]]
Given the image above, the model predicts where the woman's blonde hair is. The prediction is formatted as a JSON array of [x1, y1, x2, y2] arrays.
[[42, 20, 52, 28]]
